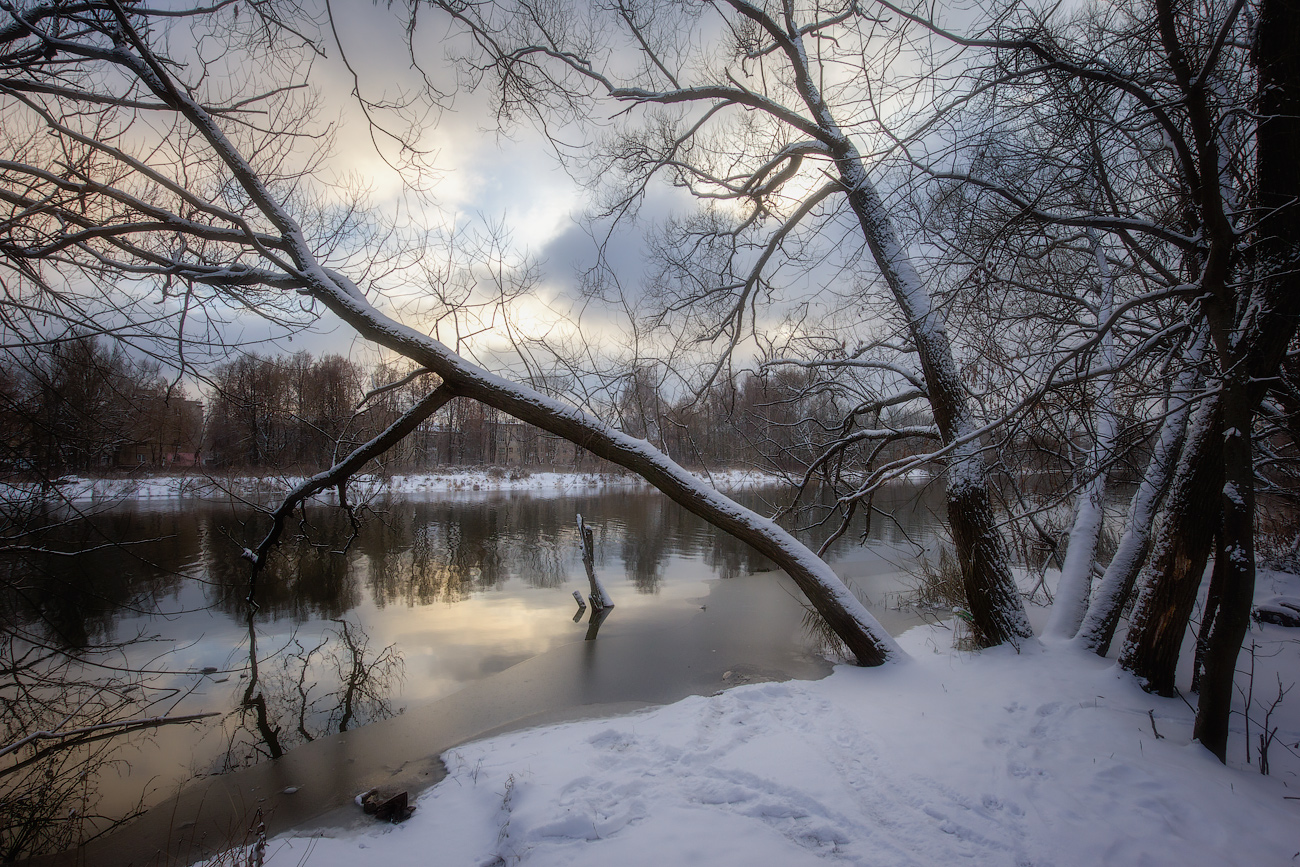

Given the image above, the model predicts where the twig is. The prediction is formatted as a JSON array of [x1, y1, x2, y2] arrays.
[[0, 711, 219, 760]]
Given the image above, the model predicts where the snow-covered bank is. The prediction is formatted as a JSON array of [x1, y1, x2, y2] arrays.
[[0, 468, 797, 503], [241, 609, 1300, 867]]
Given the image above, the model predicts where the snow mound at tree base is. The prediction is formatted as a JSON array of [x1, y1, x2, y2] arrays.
[[243, 625, 1297, 867]]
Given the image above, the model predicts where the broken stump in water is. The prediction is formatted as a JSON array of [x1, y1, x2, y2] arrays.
[[576, 514, 613, 638], [577, 514, 614, 611]]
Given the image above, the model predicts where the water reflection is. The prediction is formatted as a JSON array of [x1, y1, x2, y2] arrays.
[[220, 612, 403, 771], [0, 504, 196, 648], [358, 500, 571, 606], [4, 484, 944, 647], [2, 482, 945, 853]]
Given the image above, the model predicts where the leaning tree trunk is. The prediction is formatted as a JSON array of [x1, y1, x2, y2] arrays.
[[1076, 336, 1203, 655], [1118, 396, 1223, 695], [835, 135, 1033, 649], [745, 7, 1033, 649], [1192, 382, 1259, 759], [1122, 0, 1300, 738], [1046, 228, 1120, 640]]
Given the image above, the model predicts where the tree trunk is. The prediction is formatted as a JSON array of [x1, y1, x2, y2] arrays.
[[1192, 0, 1300, 759], [948, 478, 1034, 646], [749, 7, 1032, 649], [1077, 342, 1202, 655], [1190, 531, 1226, 695], [1117, 395, 1223, 695], [838, 159, 1033, 648], [1193, 384, 1257, 759], [1047, 229, 1119, 640]]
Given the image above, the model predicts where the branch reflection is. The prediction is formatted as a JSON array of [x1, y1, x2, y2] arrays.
[[219, 613, 403, 772]]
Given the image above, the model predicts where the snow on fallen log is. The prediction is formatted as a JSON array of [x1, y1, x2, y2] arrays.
[[1253, 597, 1300, 627]]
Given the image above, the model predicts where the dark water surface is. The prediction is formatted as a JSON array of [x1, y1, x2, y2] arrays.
[[14, 482, 944, 864]]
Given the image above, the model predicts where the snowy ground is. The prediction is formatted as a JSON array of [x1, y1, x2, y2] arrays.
[[0, 467, 805, 503], [238, 585, 1300, 867]]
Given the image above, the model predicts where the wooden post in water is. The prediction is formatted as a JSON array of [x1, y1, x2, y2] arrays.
[[577, 514, 614, 610], [577, 514, 613, 639]]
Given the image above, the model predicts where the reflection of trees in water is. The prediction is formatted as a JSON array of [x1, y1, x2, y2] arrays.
[[0, 628, 212, 860], [608, 492, 773, 585], [789, 484, 946, 554], [702, 532, 774, 580], [362, 499, 569, 606], [205, 506, 362, 622], [218, 614, 403, 771], [2, 487, 947, 644], [0, 504, 197, 647], [208, 540, 359, 623], [621, 484, 946, 582], [0, 500, 219, 860], [615, 498, 666, 592]]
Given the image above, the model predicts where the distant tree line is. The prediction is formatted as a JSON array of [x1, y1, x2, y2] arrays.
[[0, 334, 202, 475], [205, 352, 941, 473], [1, 339, 946, 476], [611, 364, 937, 478]]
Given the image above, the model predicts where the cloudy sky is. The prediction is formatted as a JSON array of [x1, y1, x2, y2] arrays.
[[209, 0, 930, 382], [270, 1, 659, 364]]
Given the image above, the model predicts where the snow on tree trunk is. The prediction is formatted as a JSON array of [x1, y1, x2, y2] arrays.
[[687, 7, 1034, 649], [1195, 0, 1300, 759], [1045, 473, 1108, 640], [1117, 394, 1222, 695], [837, 157, 1033, 647], [1046, 230, 1120, 640], [1075, 343, 1202, 655], [577, 513, 615, 610]]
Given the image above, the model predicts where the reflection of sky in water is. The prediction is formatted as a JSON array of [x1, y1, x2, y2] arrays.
[[14, 484, 947, 704], [7, 484, 943, 818]]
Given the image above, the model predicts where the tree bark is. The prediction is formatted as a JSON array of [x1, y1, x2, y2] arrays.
[[1118, 395, 1223, 695], [1077, 344, 1202, 656], [1192, 0, 1300, 759]]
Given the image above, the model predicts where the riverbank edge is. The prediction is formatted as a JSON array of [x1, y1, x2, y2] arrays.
[[1, 467, 937, 504], [29, 572, 841, 867]]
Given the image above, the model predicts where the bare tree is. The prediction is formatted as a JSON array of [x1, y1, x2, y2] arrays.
[[888, 0, 1298, 760], [0, 1, 897, 675], [420, 0, 1033, 647]]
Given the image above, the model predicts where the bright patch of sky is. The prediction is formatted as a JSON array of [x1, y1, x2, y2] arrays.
[[214, 0, 972, 370], [316, 3, 586, 247]]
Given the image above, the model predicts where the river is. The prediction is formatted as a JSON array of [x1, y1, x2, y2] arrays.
[[8, 480, 946, 863]]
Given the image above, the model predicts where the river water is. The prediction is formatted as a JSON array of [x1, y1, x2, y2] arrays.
[[10, 481, 945, 863]]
